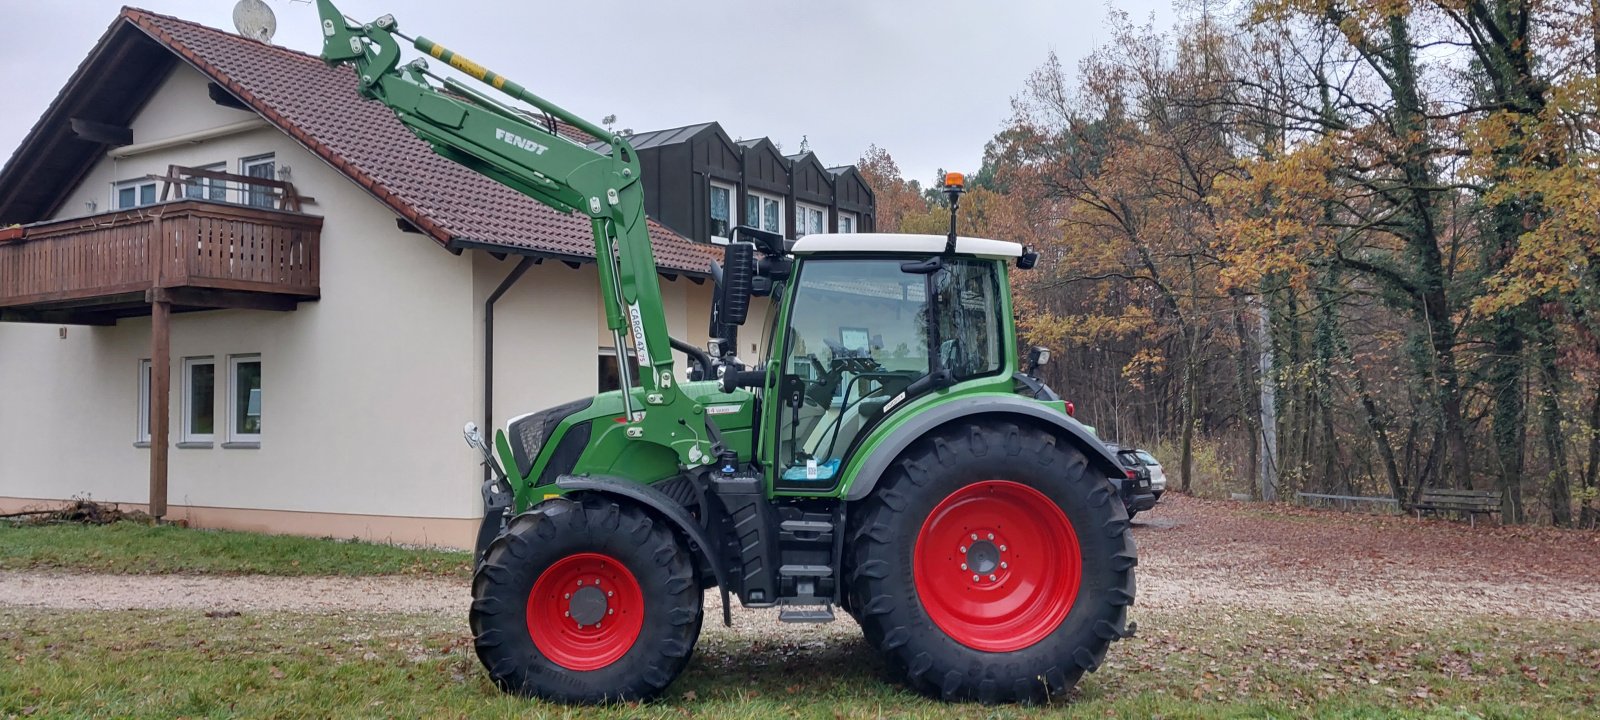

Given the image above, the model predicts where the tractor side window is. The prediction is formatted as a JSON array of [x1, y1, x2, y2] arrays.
[[931, 260, 1002, 379], [777, 259, 928, 485]]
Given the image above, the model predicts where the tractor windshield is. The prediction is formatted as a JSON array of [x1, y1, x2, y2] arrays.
[[774, 257, 1002, 486]]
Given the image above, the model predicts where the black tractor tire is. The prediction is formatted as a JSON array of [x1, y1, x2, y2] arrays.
[[470, 495, 703, 703], [844, 421, 1136, 704]]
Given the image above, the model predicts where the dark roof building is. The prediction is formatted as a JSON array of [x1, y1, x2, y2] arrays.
[[827, 165, 875, 234], [606, 126, 875, 244], [597, 123, 744, 248]]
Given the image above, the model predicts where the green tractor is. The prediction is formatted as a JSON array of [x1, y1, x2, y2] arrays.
[[318, 2, 1144, 704]]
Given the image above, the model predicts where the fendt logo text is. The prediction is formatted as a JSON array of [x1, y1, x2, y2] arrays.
[[495, 128, 548, 155]]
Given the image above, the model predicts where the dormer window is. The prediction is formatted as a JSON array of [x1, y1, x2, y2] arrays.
[[838, 212, 857, 234], [745, 191, 783, 236], [709, 181, 737, 243], [796, 203, 826, 237]]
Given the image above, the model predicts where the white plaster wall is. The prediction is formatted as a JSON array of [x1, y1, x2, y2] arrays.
[[474, 257, 602, 433], [1, 64, 481, 519], [479, 260, 750, 434], [51, 64, 260, 220]]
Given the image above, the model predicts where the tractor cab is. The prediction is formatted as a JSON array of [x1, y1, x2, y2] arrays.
[[759, 233, 1021, 491]]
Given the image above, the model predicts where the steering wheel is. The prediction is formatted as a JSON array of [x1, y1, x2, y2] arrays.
[[802, 354, 881, 408]]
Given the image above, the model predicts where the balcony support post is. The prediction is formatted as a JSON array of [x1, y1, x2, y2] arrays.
[[149, 297, 171, 519]]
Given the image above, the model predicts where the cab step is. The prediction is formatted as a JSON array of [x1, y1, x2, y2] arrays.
[[779, 519, 833, 536], [778, 606, 836, 623], [778, 564, 832, 578]]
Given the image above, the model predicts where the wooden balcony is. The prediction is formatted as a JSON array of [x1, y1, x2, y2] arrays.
[[0, 199, 321, 324]]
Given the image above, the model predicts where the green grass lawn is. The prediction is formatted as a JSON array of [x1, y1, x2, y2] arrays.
[[2, 606, 1594, 719], [0, 522, 470, 577]]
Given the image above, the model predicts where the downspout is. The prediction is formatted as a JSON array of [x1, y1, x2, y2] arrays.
[[485, 255, 537, 479]]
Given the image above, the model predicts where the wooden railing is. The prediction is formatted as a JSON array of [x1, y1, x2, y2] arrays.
[[0, 201, 320, 309]]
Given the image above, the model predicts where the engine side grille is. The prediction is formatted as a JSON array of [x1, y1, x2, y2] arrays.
[[507, 397, 591, 477]]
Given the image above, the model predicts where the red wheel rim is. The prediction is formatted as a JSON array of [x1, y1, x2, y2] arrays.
[[913, 480, 1082, 652], [526, 552, 645, 671]]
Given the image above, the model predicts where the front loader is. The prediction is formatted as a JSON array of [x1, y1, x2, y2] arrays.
[[318, 2, 1142, 704]]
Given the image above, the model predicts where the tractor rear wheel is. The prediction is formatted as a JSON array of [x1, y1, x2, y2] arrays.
[[845, 422, 1136, 703], [470, 495, 702, 703]]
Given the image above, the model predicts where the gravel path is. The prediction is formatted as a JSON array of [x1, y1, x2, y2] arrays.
[[4, 497, 1597, 624]]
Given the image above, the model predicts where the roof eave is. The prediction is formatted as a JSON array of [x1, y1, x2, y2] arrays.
[[446, 237, 713, 278]]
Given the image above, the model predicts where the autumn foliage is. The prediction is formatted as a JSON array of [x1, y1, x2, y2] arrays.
[[859, 1, 1600, 526]]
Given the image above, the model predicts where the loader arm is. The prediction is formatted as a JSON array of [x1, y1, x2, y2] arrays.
[[315, 1, 713, 468]]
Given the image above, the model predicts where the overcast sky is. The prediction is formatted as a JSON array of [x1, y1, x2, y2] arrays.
[[0, 0, 1174, 184]]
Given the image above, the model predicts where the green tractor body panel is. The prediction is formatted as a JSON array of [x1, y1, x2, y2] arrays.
[[497, 382, 756, 512]]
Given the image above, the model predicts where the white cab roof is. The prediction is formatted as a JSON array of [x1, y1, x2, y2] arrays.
[[789, 233, 1023, 258]]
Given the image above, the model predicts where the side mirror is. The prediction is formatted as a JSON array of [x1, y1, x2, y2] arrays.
[[1017, 245, 1039, 270], [719, 242, 754, 326], [463, 421, 483, 450]]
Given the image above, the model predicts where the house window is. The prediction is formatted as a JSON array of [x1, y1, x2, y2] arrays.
[[181, 357, 216, 446], [136, 359, 152, 444], [183, 162, 228, 202], [709, 181, 736, 243], [838, 211, 857, 234], [796, 203, 826, 238], [597, 348, 640, 393], [228, 355, 262, 445], [114, 179, 157, 210], [744, 191, 783, 235], [241, 154, 276, 209]]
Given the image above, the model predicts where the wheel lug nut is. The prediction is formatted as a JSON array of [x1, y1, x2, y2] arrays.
[[563, 611, 570, 617], [607, 591, 613, 597], [1000, 562, 1008, 569], [970, 533, 978, 540], [576, 580, 583, 586], [959, 546, 967, 553], [564, 593, 570, 599], [608, 608, 614, 615], [596, 622, 602, 629], [1000, 545, 1007, 552], [989, 574, 997, 581], [987, 533, 994, 540], [972, 574, 980, 582], [960, 563, 968, 570]]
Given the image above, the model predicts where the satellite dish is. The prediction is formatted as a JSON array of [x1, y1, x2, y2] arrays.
[[233, 0, 277, 43]]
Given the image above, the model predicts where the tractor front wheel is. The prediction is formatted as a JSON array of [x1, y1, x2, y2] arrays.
[[845, 422, 1137, 703], [469, 495, 702, 703]]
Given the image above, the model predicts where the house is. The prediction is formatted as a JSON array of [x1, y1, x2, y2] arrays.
[[0, 8, 872, 548]]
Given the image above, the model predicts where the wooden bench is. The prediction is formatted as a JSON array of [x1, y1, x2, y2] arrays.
[[1412, 488, 1503, 527]]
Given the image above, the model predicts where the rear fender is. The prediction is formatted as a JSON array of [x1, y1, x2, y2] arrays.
[[841, 394, 1124, 501]]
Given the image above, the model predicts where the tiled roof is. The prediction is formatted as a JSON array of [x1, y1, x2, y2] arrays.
[[122, 8, 718, 274]]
